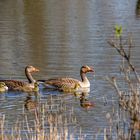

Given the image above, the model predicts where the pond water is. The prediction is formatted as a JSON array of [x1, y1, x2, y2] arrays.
[[0, 0, 140, 139]]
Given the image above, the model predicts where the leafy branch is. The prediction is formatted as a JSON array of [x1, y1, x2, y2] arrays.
[[108, 25, 140, 83]]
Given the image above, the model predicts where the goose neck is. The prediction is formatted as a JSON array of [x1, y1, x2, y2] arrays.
[[80, 71, 88, 82], [80, 71, 90, 88], [25, 70, 36, 83]]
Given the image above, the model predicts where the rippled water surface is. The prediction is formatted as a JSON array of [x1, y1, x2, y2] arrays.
[[0, 0, 140, 139]]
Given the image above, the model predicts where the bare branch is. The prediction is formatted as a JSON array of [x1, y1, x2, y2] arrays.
[[128, 33, 133, 61], [108, 37, 140, 83], [105, 76, 121, 97]]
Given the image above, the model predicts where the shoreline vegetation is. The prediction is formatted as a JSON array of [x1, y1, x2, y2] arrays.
[[0, 95, 84, 140], [106, 26, 140, 140]]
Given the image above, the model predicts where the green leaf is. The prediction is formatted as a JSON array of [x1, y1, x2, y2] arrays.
[[115, 25, 122, 37]]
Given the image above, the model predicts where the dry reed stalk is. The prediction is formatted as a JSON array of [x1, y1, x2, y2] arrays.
[[0, 115, 5, 140], [107, 27, 140, 139], [0, 94, 84, 140]]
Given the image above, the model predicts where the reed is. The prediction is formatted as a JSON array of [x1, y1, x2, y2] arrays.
[[0, 95, 84, 140], [106, 26, 140, 139]]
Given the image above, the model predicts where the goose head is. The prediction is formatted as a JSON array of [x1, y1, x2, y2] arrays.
[[25, 65, 39, 73], [81, 65, 94, 73], [0, 82, 8, 91], [25, 65, 40, 83]]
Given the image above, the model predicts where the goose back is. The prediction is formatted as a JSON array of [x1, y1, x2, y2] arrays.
[[44, 77, 80, 89], [0, 80, 27, 90]]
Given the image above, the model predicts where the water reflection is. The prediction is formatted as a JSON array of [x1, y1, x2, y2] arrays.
[[79, 92, 95, 109], [24, 95, 38, 111], [136, 0, 140, 17], [59, 87, 95, 109], [23, 0, 46, 65]]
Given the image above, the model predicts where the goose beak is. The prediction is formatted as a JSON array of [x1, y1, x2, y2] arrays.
[[34, 68, 39, 72], [89, 67, 94, 73]]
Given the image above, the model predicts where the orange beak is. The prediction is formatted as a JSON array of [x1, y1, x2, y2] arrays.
[[89, 67, 94, 73], [34, 68, 39, 72]]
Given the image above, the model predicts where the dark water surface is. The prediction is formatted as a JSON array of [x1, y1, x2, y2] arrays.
[[0, 0, 140, 139]]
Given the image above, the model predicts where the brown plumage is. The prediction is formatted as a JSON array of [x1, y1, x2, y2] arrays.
[[0, 65, 39, 92], [38, 65, 94, 90]]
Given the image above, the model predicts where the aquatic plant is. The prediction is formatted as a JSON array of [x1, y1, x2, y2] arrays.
[[0, 95, 84, 140], [106, 26, 140, 139], [115, 25, 122, 38]]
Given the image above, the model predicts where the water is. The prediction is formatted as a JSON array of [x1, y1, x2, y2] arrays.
[[0, 0, 140, 139]]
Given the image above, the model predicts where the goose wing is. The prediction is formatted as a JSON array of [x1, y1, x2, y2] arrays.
[[0, 80, 27, 90], [44, 77, 81, 89]]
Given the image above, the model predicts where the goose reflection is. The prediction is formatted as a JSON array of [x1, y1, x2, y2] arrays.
[[24, 95, 39, 111], [79, 92, 95, 109]]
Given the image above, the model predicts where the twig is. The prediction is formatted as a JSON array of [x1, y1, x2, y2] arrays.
[[108, 38, 140, 83], [105, 76, 121, 97]]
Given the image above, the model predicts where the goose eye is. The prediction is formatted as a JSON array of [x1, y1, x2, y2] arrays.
[[81, 68, 87, 73], [82, 66, 87, 69]]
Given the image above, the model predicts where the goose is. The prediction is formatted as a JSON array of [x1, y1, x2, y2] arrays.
[[0, 82, 8, 92], [0, 65, 39, 92], [38, 65, 94, 90]]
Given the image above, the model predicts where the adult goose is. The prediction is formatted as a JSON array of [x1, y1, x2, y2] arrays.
[[38, 65, 94, 90], [0, 65, 39, 92]]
